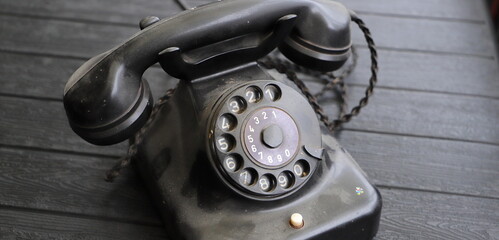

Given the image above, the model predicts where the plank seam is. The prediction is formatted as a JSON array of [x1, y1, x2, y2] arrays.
[[0, 11, 136, 28], [0, 204, 163, 227], [354, 10, 486, 24], [377, 184, 499, 200], [355, 45, 496, 60], [0, 48, 88, 61], [353, 44, 496, 61], [0, 143, 121, 159], [346, 83, 499, 100], [342, 128, 499, 147], [0, 92, 61, 102]]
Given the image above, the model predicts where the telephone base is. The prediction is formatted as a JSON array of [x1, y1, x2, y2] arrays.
[[136, 127, 381, 240]]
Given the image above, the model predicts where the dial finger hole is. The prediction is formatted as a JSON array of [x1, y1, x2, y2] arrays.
[[264, 84, 281, 102], [278, 171, 295, 189], [228, 96, 247, 114], [216, 134, 235, 153], [239, 168, 257, 186], [259, 174, 276, 192], [217, 113, 237, 131], [223, 154, 242, 172], [293, 160, 310, 178], [244, 86, 263, 103]]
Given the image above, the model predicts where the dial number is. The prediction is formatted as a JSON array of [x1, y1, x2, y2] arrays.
[[225, 158, 236, 170], [217, 114, 236, 131], [259, 178, 269, 191], [251, 145, 257, 152], [262, 111, 267, 120], [293, 160, 310, 177], [278, 172, 294, 189], [224, 155, 242, 172], [216, 134, 234, 152], [264, 84, 281, 101], [245, 86, 262, 103], [228, 96, 246, 114], [293, 164, 303, 176], [239, 169, 256, 186], [259, 175, 275, 192], [253, 117, 259, 124]]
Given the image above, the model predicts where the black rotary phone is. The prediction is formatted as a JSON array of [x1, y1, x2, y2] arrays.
[[63, 0, 381, 239]]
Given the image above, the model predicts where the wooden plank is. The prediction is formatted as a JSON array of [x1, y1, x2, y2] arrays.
[[376, 188, 499, 239], [0, 0, 487, 24], [271, 73, 499, 144], [0, 15, 135, 59], [0, 146, 161, 224], [0, 208, 166, 240], [0, 8, 494, 59], [337, 0, 487, 22], [350, 48, 499, 98], [0, 188, 496, 239], [350, 14, 495, 58], [0, 52, 175, 100], [0, 96, 125, 156], [339, 131, 499, 199], [341, 86, 499, 144], [0, 0, 183, 25]]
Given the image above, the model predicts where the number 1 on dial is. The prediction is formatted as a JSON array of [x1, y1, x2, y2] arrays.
[[265, 89, 273, 100]]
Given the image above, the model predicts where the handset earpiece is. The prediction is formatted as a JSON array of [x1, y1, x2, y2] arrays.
[[63, 0, 352, 145], [279, 0, 352, 72]]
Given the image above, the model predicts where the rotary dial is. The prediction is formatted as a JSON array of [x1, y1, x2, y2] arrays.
[[210, 81, 322, 200]]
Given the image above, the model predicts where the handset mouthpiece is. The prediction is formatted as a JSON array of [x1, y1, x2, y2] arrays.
[[63, 53, 153, 145]]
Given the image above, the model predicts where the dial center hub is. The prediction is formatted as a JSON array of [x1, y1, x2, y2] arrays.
[[262, 124, 283, 148]]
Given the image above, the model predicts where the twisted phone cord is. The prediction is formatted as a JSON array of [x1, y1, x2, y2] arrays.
[[260, 15, 377, 131], [104, 14, 377, 182], [337, 15, 378, 127]]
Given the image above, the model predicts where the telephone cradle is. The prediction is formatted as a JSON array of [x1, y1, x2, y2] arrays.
[[62, 0, 382, 239]]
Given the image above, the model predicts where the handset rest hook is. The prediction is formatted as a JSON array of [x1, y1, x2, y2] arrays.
[[158, 15, 297, 80]]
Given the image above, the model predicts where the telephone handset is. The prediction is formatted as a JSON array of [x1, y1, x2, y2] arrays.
[[63, 0, 381, 239]]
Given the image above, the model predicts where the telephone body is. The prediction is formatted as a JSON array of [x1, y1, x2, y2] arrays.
[[63, 0, 382, 239]]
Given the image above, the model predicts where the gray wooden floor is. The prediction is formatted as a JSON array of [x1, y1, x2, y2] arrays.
[[0, 0, 498, 239]]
